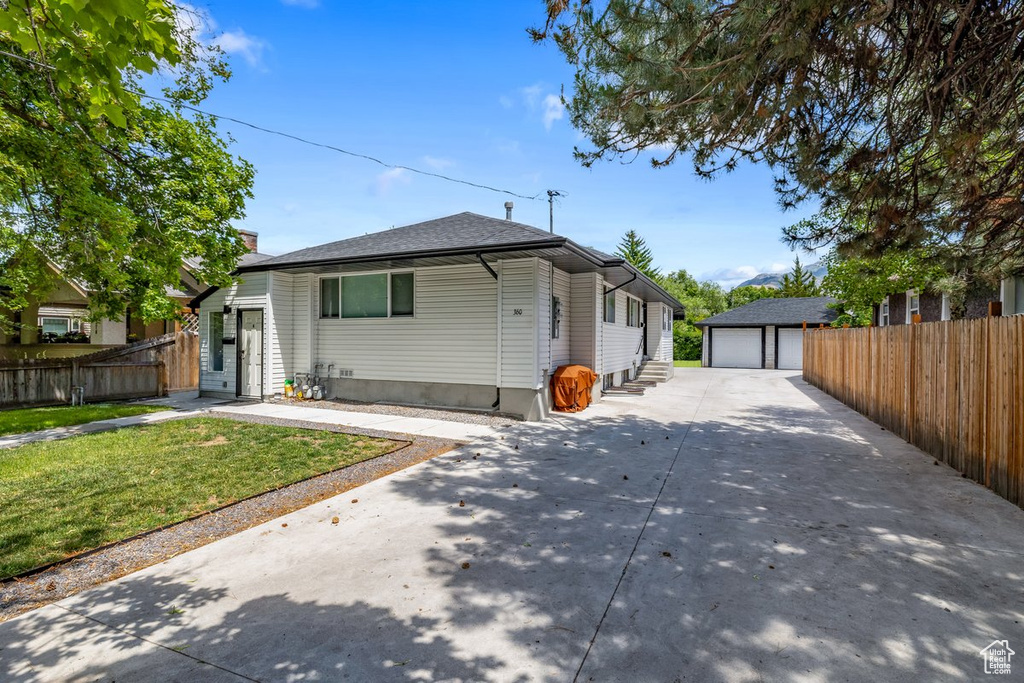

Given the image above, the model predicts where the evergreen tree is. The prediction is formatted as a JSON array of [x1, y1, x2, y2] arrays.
[[615, 230, 659, 279], [533, 0, 1024, 279], [779, 257, 820, 297]]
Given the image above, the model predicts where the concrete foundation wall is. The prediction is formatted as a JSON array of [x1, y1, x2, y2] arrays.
[[325, 377, 498, 412], [501, 386, 548, 422]]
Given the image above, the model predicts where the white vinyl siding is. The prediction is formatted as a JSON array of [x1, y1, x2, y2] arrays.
[[268, 272, 299, 395], [292, 274, 312, 377], [645, 302, 674, 361], [316, 263, 497, 385], [602, 287, 644, 378], [570, 272, 601, 372], [537, 262, 552, 379], [199, 271, 268, 395], [551, 266, 572, 369], [500, 259, 538, 389]]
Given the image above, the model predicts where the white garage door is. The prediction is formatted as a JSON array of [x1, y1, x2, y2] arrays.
[[777, 328, 804, 370], [711, 328, 762, 368]]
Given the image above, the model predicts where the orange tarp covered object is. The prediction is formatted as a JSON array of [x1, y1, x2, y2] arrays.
[[551, 365, 599, 413]]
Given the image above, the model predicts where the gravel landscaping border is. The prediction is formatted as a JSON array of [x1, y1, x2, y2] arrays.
[[0, 412, 461, 622], [276, 396, 522, 427]]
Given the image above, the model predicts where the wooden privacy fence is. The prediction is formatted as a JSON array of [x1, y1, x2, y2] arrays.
[[803, 317, 1023, 508], [0, 331, 199, 408]]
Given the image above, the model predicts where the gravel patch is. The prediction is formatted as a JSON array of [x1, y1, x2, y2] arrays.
[[274, 396, 521, 427], [0, 413, 460, 622]]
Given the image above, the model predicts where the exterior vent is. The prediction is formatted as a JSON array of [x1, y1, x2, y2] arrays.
[[336, 369, 354, 378]]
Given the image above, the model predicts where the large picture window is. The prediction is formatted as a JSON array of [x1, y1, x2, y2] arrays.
[[320, 272, 415, 319], [210, 312, 225, 372]]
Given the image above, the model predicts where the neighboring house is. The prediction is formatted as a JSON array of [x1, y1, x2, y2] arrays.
[[695, 297, 838, 370], [0, 230, 269, 358], [189, 212, 683, 420], [872, 274, 1024, 326]]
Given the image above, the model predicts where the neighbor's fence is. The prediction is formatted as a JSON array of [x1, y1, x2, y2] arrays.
[[803, 316, 1023, 508], [0, 331, 199, 408]]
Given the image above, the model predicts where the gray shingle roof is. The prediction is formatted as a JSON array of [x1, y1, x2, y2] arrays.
[[246, 212, 563, 270], [695, 296, 839, 327]]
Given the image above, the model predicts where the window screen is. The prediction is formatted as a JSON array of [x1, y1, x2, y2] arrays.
[[40, 318, 69, 335], [342, 273, 388, 318], [320, 278, 340, 318], [210, 312, 224, 371], [391, 272, 414, 316]]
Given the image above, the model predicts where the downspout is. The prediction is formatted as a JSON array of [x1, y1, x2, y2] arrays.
[[480, 252, 500, 408], [604, 270, 637, 295], [477, 252, 498, 280]]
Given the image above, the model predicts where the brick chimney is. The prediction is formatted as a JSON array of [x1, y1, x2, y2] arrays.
[[238, 229, 258, 253]]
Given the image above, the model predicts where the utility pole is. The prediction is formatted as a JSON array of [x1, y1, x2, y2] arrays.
[[547, 189, 563, 233]]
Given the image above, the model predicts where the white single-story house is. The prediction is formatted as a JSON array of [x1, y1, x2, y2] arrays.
[[695, 296, 837, 370], [190, 212, 684, 420]]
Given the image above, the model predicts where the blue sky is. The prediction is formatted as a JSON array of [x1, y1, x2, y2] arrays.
[[175, 0, 818, 287]]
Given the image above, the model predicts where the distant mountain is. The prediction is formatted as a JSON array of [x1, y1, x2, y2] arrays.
[[737, 261, 827, 289]]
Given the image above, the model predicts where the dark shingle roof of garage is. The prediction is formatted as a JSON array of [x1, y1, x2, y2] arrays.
[[694, 296, 839, 327]]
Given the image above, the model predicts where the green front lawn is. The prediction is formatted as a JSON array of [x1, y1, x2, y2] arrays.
[[0, 417, 398, 578], [0, 403, 171, 437], [674, 360, 702, 367]]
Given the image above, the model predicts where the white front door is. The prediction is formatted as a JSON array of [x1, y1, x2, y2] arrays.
[[777, 328, 804, 370], [711, 328, 762, 368], [239, 310, 263, 398]]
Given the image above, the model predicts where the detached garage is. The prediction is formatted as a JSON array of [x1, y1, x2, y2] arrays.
[[695, 297, 838, 370]]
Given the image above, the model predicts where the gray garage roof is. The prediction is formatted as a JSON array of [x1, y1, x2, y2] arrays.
[[694, 296, 839, 328]]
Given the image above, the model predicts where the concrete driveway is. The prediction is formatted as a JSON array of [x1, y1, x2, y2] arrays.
[[2, 369, 1022, 682]]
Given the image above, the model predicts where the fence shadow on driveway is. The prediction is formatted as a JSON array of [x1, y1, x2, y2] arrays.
[[2, 387, 1023, 681]]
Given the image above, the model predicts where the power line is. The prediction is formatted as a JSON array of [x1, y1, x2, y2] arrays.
[[0, 47, 547, 201], [140, 93, 546, 201]]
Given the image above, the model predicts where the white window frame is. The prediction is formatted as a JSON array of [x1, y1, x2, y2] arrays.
[[626, 295, 642, 328], [663, 307, 670, 331], [603, 288, 616, 324], [209, 311, 225, 372], [940, 293, 951, 321], [906, 290, 920, 323], [880, 297, 890, 327], [39, 317, 71, 335], [319, 270, 416, 320]]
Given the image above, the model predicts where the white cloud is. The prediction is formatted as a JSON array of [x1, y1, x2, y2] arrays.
[[505, 83, 565, 131], [542, 93, 565, 131], [214, 29, 267, 67], [422, 156, 454, 171], [281, 0, 319, 6], [372, 168, 411, 196]]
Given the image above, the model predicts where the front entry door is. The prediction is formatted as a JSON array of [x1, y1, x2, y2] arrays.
[[238, 310, 263, 398]]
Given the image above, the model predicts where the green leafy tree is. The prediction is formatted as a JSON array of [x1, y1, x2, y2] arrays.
[[0, 0, 254, 331], [727, 285, 781, 309], [659, 269, 728, 361], [534, 0, 1024, 278], [778, 257, 820, 298], [615, 229, 659, 279], [821, 248, 944, 326]]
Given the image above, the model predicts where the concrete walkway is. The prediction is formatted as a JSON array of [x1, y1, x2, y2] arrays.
[[213, 402, 502, 442], [2, 369, 1022, 681]]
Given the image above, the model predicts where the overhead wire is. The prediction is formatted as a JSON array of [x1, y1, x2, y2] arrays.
[[0, 47, 549, 201]]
